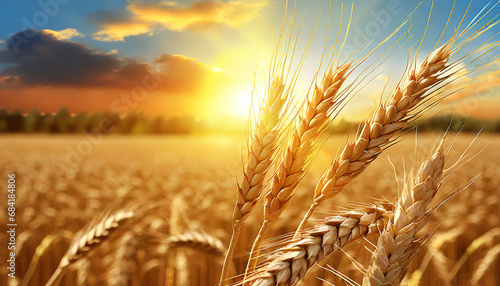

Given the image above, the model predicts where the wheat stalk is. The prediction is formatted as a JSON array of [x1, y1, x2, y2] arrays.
[[244, 62, 352, 278], [362, 141, 446, 286], [247, 205, 391, 286], [447, 227, 500, 282], [20, 230, 73, 286], [45, 210, 134, 286], [295, 43, 453, 236], [470, 244, 500, 285], [168, 194, 190, 286]]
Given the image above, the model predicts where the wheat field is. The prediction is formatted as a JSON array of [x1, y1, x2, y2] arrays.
[[0, 133, 499, 285], [2, 1, 500, 285]]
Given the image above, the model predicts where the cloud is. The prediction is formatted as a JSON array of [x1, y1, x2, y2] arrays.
[[444, 70, 500, 103], [0, 29, 228, 97], [89, 0, 269, 41], [87, 10, 154, 41], [128, 0, 269, 31], [42, 28, 84, 40], [440, 66, 500, 119], [154, 54, 227, 94], [0, 30, 124, 87]]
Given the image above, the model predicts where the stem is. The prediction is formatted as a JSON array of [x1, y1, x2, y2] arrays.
[[293, 203, 318, 240], [243, 221, 270, 282], [447, 248, 474, 283], [45, 267, 64, 286], [219, 223, 242, 286]]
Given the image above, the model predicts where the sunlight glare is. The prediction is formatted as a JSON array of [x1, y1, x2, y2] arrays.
[[231, 88, 254, 117]]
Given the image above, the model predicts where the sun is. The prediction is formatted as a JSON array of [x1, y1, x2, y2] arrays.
[[212, 84, 258, 119], [232, 89, 254, 116]]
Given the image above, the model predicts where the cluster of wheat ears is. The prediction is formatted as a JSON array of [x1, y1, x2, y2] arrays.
[[12, 3, 500, 286]]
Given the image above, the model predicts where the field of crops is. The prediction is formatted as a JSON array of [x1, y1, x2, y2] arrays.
[[0, 134, 499, 286]]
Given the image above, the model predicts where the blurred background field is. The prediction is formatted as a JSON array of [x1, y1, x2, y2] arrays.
[[0, 133, 499, 285]]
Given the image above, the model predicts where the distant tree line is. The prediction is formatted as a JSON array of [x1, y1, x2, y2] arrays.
[[0, 108, 498, 134], [0, 108, 202, 134], [325, 116, 500, 134]]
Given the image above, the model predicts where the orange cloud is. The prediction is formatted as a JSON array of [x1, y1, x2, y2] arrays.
[[92, 23, 153, 42], [444, 71, 500, 102], [89, 0, 269, 41], [154, 54, 228, 95], [87, 10, 154, 41], [438, 67, 500, 119], [42, 28, 84, 40], [128, 0, 269, 31]]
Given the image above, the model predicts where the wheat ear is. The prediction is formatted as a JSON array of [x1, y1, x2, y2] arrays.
[[221, 78, 287, 284], [247, 205, 391, 286], [362, 142, 446, 286], [295, 43, 453, 236], [75, 258, 92, 286], [166, 229, 226, 256], [45, 210, 134, 286], [108, 231, 139, 286], [244, 63, 351, 278]]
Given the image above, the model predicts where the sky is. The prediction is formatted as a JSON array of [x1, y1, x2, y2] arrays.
[[0, 0, 499, 122]]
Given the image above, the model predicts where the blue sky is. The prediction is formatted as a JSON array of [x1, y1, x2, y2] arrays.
[[0, 0, 498, 120]]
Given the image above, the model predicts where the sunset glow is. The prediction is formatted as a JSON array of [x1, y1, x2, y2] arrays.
[[0, 1, 499, 122]]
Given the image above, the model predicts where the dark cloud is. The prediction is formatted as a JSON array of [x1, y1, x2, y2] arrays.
[[0, 30, 227, 96], [0, 30, 123, 86]]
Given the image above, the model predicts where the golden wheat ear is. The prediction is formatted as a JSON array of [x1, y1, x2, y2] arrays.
[[295, 42, 454, 236], [220, 46, 293, 286], [45, 209, 134, 286], [107, 231, 140, 286], [165, 228, 226, 257], [362, 141, 446, 286], [296, 0, 500, 236], [246, 205, 391, 286], [244, 61, 353, 279], [221, 5, 317, 283]]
